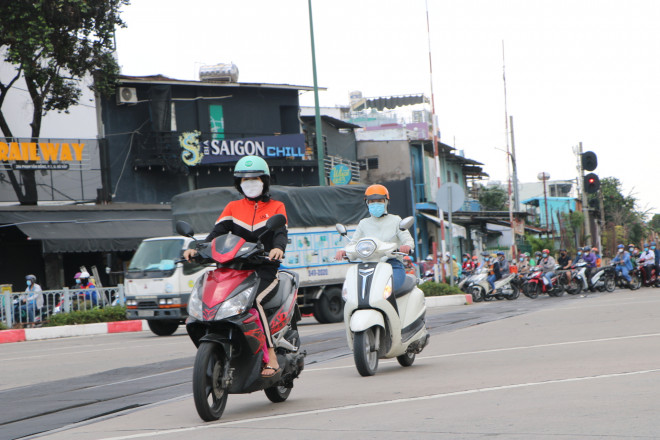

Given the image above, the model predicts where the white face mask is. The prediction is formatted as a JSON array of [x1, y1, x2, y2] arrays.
[[241, 180, 264, 198]]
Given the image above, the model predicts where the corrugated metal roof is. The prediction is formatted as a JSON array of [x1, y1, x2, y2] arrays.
[[119, 74, 321, 92]]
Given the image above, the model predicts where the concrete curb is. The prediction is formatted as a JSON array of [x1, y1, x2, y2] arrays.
[[0, 294, 471, 344], [0, 320, 148, 344], [425, 293, 473, 307]]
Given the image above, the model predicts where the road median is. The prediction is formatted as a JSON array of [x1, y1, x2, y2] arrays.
[[0, 320, 148, 344]]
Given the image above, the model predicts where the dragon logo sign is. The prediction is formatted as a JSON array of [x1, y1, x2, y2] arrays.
[[179, 131, 203, 166]]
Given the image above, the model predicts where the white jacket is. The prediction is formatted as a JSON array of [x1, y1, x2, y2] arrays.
[[349, 213, 414, 260], [640, 250, 655, 266]]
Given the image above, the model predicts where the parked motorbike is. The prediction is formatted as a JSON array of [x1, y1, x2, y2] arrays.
[[421, 269, 435, 283], [176, 214, 305, 421], [337, 217, 430, 377], [562, 262, 588, 295], [492, 272, 522, 300], [613, 265, 640, 290], [521, 268, 564, 298], [639, 264, 660, 287], [584, 265, 616, 292], [467, 269, 520, 302]]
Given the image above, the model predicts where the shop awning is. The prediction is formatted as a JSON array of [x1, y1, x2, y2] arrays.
[[418, 212, 467, 238], [0, 205, 173, 253]]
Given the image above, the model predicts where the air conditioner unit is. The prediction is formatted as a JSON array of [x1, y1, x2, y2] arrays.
[[117, 87, 137, 105]]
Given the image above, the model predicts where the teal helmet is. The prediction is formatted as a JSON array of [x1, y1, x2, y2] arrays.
[[234, 156, 270, 178], [234, 156, 271, 198]]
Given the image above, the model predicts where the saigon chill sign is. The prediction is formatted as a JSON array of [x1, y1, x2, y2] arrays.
[[179, 132, 306, 166]]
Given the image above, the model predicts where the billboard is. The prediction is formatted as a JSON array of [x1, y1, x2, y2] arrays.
[[0, 138, 101, 202]]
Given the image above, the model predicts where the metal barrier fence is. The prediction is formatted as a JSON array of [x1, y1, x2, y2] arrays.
[[1, 285, 125, 329]]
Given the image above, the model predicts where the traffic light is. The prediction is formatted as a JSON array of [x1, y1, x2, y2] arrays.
[[581, 151, 599, 194], [584, 173, 600, 193], [581, 151, 598, 171]]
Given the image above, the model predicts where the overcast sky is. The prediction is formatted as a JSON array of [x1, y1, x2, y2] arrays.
[[115, 0, 660, 216]]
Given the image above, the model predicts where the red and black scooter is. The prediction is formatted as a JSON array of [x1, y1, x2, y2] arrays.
[[639, 264, 660, 287], [521, 268, 565, 298], [176, 214, 305, 422]]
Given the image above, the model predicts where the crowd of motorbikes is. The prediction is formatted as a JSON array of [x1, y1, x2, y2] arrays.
[[456, 258, 656, 303]]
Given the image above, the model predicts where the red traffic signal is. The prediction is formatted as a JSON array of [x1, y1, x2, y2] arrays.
[[584, 173, 600, 193]]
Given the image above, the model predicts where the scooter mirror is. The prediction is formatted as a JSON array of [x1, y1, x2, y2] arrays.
[[336, 223, 347, 236], [399, 216, 414, 230], [266, 213, 287, 230], [175, 221, 195, 237]]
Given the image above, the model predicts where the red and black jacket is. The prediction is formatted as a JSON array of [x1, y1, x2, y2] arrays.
[[205, 197, 288, 261]]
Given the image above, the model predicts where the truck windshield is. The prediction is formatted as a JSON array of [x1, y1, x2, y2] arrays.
[[128, 239, 184, 272]]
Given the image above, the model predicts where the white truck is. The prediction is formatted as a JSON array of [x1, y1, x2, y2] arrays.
[[124, 185, 368, 335], [124, 234, 212, 335]]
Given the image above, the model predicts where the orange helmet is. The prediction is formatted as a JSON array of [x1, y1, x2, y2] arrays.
[[364, 184, 389, 201]]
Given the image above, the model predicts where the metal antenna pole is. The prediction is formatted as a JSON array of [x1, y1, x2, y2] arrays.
[[502, 41, 517, 258]]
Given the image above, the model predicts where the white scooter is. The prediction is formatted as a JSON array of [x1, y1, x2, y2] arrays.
[[336, 217, 430, 377]]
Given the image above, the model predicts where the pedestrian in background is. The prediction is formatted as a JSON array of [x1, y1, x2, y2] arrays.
[[77, 271, 99, 307], [14, 275, 43, 326], [517, 254, 530, 275]]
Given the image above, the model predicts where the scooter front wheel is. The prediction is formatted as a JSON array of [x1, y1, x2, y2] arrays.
[[605, 275, 616, 292], [523, 282, 539, 299], [470, 286, 484, 302], [506, 284, 520, 300], [192, 342, 229, 421], [353, 328, 379, 376]]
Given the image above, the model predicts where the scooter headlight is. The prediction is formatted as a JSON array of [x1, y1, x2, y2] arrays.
[[356, 240, 377, 258], [187, 277, 204, 320], [215, 287, 253, 320]]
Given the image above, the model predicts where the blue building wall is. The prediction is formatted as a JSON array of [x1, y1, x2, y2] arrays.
[[523, 197, 576, 232]]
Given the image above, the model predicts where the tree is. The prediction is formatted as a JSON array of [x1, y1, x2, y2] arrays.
[[478, 184, 507, 211], [525, 234, 554, 254], [648, 214, 660, 234], [597, 177, 648, 250], [0, 0, 127, 204]]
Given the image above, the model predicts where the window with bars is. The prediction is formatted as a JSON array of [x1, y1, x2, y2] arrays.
[[359, 157, 379, 170]]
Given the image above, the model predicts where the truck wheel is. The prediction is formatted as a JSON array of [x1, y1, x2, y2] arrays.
[[314, 287, 344, 323], [147, 320, 179, 336]]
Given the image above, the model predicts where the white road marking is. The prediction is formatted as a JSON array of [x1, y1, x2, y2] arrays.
[[304, 332, 660, 372], [97, 367, 660, 440]]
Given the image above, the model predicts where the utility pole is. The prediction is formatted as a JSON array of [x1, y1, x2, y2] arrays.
[[308, 0, 325, 186], [598, 186, 605, 250], [509, 115, 520, 212], [425, 0, 445, 281], [538, 172, 551, 239]]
